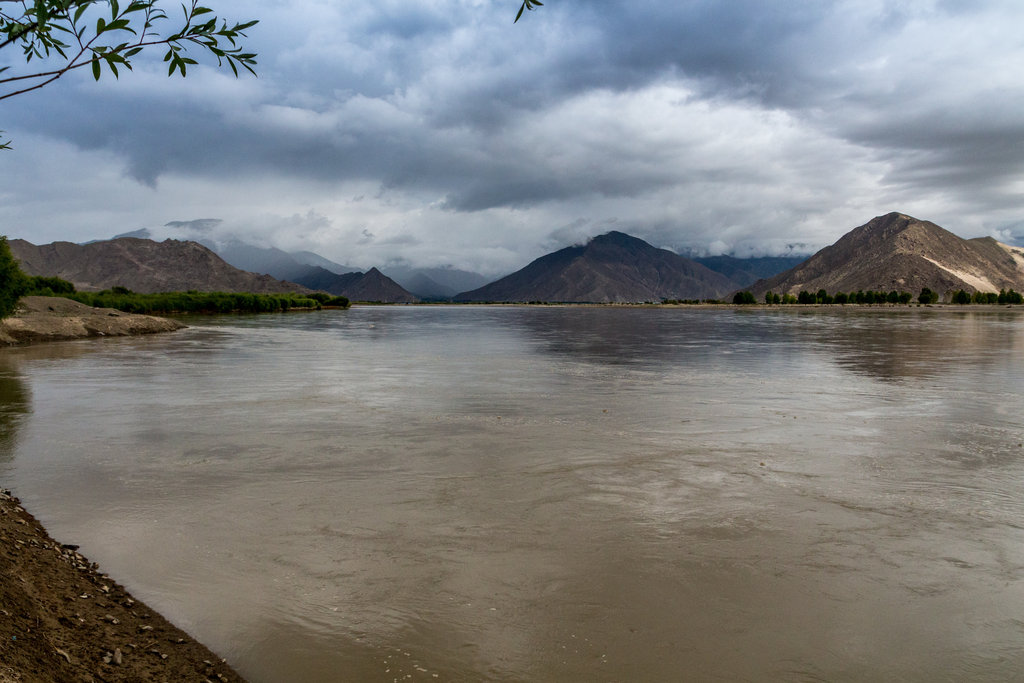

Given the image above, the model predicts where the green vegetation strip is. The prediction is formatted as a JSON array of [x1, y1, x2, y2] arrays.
[[21, 278, 349, 315], [733, 286, 1023, 306]]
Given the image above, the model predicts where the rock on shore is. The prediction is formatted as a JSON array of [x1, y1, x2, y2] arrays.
[[0, 489, 246, 682], [0, 296, 184, 345]]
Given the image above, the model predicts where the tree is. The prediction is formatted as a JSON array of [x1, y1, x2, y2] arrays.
[[515, 0, 543, 23], [918, 287, 938, 304], [1, 1, 258, 103], [0, 237, 28, 318], [1, 0, 259, 149], [732, 291, 756, 305]]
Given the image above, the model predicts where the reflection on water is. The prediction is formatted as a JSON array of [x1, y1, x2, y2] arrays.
[[3, 307, 1024, 682], [0, 361, 29, 465]]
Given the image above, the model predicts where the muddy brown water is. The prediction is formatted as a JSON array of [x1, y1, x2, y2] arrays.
[[2, 306, 1024, 681]]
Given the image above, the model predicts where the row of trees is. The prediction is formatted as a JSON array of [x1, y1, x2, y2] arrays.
[[735, 288, 915, 305], [949, 288, 1024, 305], [733, 286, 1024, 305]]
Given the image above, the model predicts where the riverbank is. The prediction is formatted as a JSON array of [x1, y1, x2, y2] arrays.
[[0, 489, 246, 683], [0, 297, 184, 346]]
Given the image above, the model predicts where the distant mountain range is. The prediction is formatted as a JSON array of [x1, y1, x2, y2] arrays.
[[17, 212, 1015, 305], [454, 231, 736, 303], [10, 237, 418, 302], [747, 212, 1024, 299], [380, 266, 491, 300], [692, 255, 806, 288], [113, 230, 418, 303]]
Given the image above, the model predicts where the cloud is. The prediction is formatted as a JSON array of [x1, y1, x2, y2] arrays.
[[2, 0, 1023, 274]]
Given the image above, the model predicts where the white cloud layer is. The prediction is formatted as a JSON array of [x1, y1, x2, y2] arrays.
[[3, 0, 1024, 275]]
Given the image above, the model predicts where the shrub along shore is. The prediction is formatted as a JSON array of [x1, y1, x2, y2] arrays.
[[23, 278, 350, 315]]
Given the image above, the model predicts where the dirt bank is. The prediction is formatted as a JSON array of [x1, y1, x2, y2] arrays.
[[0, 297, 184, 346], [0, 489, 245, 683]]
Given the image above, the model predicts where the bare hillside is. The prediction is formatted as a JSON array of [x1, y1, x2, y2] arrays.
[[9, 238, 309, 294], [747, 213, 1024, 299]]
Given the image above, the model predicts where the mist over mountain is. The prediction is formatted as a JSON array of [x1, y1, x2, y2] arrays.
[[382, 266, 491, 299]]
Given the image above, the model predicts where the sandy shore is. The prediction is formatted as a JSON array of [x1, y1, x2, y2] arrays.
[[0, 297, 184, 346]]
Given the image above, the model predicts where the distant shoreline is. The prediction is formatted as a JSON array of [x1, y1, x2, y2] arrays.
[[351, 301, 1023, 311]]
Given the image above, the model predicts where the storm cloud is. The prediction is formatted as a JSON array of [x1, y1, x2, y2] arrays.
[[2, 0, 1023, 275]]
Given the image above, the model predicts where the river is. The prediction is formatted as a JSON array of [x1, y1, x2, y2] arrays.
[[2, 305, 1023, 681]]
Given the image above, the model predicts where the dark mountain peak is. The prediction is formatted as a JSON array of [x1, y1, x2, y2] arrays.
[[455, 230, 733, 303], [589, 230, 642, 246]]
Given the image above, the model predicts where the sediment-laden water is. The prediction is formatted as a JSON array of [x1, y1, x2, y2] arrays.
[[2, 306, 1023, 681]]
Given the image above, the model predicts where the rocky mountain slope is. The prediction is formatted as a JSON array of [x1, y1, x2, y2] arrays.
[[454, 231, 734, 303], [746, 212, 1024, 299], [10, 238, 309, 294]]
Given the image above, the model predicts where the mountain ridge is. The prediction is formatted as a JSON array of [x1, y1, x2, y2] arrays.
[[746, 212, 1024, 299]]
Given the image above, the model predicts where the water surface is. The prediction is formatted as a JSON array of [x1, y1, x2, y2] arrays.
[[2, 306, 1023, 681]]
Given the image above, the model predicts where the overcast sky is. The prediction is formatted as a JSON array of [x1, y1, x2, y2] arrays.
[[2, 0, 1023, 275]]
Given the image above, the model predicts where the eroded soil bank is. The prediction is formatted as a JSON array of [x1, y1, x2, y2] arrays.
[[0, 297, 184, 346], [0, 489, 246, 683]]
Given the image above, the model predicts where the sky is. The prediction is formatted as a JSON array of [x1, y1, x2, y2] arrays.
[[2, 0, 1024, 276]]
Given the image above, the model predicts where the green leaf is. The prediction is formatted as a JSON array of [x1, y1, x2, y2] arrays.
[[91, 55, 101, 80], [193, 6, 213, 16]]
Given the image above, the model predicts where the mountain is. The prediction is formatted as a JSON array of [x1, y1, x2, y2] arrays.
[[290, 250, 356, 274], [9, 238, 310, 294], [170, 238, 418, 301], [330, 268, 419, 303], [694, 255, 807, 288], [383, 265, 491, 299], [746, 212, 1024, 299], [454, 231, 735, 303], [212, 239, 319, 282]]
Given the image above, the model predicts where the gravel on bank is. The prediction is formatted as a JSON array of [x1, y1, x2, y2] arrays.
[[0, 489, 246, 683], [1, 300, 238, 681]]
